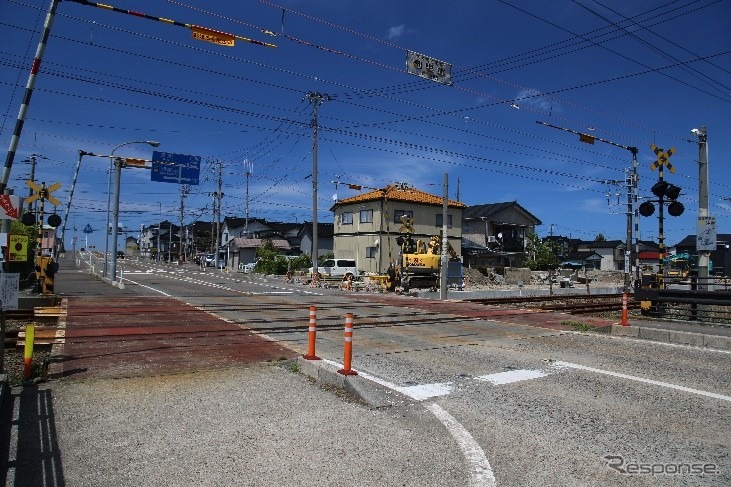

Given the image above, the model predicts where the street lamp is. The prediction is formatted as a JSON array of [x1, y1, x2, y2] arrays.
[[105, 140, 160, 283]]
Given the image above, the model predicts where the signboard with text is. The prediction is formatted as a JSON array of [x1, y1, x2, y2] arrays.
[[0, 273, 19, 310], [8, 234, 28, 262], [151, 151, 201, 185], [0, 195, 23, 220], [696, 216, 717, 251]]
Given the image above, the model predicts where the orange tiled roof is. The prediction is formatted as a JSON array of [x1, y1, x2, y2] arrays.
[[335, 185, 466, 208]]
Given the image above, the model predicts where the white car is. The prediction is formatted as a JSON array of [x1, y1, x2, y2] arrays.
[[308, 259, 358, 278]]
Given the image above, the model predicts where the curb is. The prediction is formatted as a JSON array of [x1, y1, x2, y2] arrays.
[[610, 325, 731, 351], [296, 357, 410, 408]]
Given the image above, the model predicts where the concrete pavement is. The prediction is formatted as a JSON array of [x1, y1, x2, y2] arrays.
[[2, 254, 730, 486]]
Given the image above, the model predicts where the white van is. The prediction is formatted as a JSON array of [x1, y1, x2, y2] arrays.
[[309, 259, 358, 278]]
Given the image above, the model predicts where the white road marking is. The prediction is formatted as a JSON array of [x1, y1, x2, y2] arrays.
[[124, 269, 322, 296], [554, 361, 731, 402], [321, 359, 492, 486], [427, 404, 496, 487], [321, 359, 452, 400], [476, 369, 549, 385], [121, 278, 171, 296]]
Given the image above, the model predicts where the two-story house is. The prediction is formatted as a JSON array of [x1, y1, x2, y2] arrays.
[[461, 202, 541, 269], [140, 221, 178, 260], [331, 183, 466, 275], [221, 217, 277, 244], [298, 222, 334, 259], [576, 239, 626, 271]]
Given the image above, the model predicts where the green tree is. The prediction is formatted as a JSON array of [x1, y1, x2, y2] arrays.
[[524, 233, 559, 271], [253, 239, 311, 275], [594, 233, 607, 242], [255, 239, 281, 274]]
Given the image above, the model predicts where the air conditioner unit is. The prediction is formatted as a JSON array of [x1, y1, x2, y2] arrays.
[[487, 236, 497, 243]]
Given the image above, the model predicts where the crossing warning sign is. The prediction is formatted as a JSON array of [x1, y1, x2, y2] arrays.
[[9, 234, 28, 262]]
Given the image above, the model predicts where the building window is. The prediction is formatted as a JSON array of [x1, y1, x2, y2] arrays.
[[360, 209, 373, 223], [435, 214, 453, 228], [394, 209, 413, 222], [341, 212, 353, 225], [366, 246, 377, 258]]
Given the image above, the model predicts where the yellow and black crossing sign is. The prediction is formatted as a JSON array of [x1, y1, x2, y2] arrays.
[[26, 180, 62, 294], [650, 144, 676, 173], [26, 180, 61, 206]]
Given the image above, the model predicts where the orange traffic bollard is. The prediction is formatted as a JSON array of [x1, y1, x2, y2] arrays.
[[620, 292, 629, 326], [303, 305, 321, 360], [337, 313, 358, 376]]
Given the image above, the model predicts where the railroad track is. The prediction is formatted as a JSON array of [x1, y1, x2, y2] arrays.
[[467, 293, 639, 315], [538, 302, 641, 314]]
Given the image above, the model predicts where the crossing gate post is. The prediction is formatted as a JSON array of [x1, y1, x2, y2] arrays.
[[303, 305, 321, 360], [337, 313, 358, 376], [23, 324, 35, 380]]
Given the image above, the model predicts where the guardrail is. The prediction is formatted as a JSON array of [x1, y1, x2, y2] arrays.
[[634, 278, 731, 324]]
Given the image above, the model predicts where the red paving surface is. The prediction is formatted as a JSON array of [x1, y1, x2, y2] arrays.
[[49, 297, 297, 380]]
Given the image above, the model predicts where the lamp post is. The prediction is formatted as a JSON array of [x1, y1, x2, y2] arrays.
[[106, 140, 160, 283]]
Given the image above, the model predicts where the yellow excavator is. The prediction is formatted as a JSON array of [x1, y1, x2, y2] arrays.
[[393, 216, 458, 292]]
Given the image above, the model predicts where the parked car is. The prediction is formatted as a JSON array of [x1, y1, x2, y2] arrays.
[[204, 254, 216, 266], [308, 259, 358, 278], [116, 251, 125, 259]]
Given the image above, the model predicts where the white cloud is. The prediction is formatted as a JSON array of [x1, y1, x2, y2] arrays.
[[388, 24, 405, 39], [513, 88, 557, 113]]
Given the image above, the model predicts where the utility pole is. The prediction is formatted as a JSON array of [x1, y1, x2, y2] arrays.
[[157, 202, 161, 262], [693, 127, 712, 290], [216, 160, 223, 267], [440, 173, 449, 300], [244, 159, 252, 237], [537, 121, 638, 326], [306, 92, 330, 274], [211, 193, 216, 254], [179, 185, 188, 263]]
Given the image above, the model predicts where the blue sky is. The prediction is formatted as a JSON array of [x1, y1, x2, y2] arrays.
[[2, 0, 729, 252]]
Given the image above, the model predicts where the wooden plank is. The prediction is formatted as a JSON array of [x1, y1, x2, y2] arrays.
[[34, 306, 62, 317]]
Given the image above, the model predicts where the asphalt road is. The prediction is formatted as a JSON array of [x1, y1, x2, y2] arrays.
[[6, 254, 729, 486]]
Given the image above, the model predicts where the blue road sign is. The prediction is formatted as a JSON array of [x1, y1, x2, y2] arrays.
[[83, 224, 93, 234], [151, 151, 201, 185]]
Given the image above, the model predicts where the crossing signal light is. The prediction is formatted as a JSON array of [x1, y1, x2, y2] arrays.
[[651, 181, 669, 198], [639, 201, 655, 217], [640, 181, 684, 218], [668, 200, 684, 217], [651, 181, 681, 201], [665, 185, 681, 201]]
